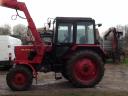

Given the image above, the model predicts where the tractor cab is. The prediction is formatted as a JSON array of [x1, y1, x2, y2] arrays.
[[55, 17, 97, 45], [41, 17, 98, 45]]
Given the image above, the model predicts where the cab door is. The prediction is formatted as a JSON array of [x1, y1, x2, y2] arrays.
[[54, 23, 74, 58]]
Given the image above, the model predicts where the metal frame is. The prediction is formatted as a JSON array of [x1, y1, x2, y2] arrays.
[[1, 0, 46, 59], [55, 17, 96, 45]]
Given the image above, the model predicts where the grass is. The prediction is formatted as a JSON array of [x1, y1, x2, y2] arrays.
[[122, 58, 128, 65], [105, 57, 128, 65]]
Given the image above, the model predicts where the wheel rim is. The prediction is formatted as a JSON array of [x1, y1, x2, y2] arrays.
[[73, 58, 98, 84], [12, 72, 27, 87]]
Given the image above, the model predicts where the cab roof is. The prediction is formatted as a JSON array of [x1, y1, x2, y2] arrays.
[[55, 17, 94, 22]]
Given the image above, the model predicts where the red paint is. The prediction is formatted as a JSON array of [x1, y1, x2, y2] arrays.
[[12, 72, 27, 87], [1, 0, 47, 67], [73, 58, 98, 83], [1, 0, 18, 8], [15, 46, 39, 64]]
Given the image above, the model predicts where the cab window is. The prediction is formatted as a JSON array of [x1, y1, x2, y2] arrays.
[[57, 23, 73, 43], [76, 22, 94, 44]]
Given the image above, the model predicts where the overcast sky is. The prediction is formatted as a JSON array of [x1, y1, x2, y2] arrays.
[[0, 0, 128, 33]]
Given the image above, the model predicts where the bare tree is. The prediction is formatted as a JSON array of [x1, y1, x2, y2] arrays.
[[13, 24, 28, 44], [124, 25, 128, 47], [13, 24, 27, 37], [0, 24, 11, 35]]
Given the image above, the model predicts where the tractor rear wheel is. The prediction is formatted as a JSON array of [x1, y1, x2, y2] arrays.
[[67, 50, 104, 88], [6, 65, 33, 91]]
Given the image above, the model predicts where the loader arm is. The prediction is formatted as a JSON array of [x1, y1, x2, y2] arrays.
[[0, 0, 46, 56]]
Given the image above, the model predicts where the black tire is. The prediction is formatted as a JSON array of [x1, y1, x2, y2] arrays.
[[66, 50, 104, 88], [6, 65, 33, 91]]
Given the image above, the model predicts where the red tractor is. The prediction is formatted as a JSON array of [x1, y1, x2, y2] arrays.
[[1, 0, 105, 91]]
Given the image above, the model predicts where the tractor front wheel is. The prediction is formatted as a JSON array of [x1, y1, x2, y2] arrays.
[[67, 51, 104, 88], [6, 65, 33, 91]]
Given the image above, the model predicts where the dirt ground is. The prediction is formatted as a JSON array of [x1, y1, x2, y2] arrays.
[[0, 64, 128, 96]]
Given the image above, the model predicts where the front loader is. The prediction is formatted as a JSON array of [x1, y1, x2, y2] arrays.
[[1, 0, 105, 91]]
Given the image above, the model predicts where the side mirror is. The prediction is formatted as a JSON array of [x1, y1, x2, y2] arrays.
[[96, 24, 102, 27], [48, 20, 51, 28]]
